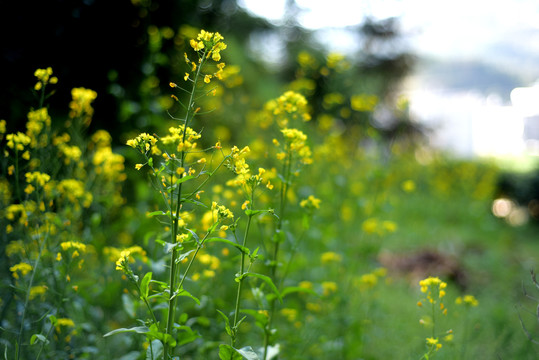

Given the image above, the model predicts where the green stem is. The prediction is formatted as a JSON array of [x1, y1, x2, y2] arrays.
[[231, 211, 254, 348], [263, 150, 293, 360], [16, 227, 48, 360], [163, 48, 208, 360], [14, 150, 21, 201]]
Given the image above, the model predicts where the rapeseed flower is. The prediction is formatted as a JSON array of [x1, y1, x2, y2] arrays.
[[33, 67, 58, 90], [300, 195, 321, 210], [455, 294, 479, 307], [69, 87, 97, 124], [320, 251, 341, 264], [6, 132, 31, 151], [321, 281, 338, 296], [10, 262, 33, 279]]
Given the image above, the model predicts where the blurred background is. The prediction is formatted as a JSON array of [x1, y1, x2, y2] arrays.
[[3, 0, 539, 161], [3, 1, 539, 358]]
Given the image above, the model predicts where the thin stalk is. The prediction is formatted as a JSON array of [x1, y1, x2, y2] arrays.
[[263, 150, 293, 360], [163, 49, 208, 359], [231, 209, 254, 348], [16, 228, 48, 360], [14, 150, 21, 201], [176, 229, 213, 292]]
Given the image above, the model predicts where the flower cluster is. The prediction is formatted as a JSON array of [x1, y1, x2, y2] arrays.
[[262, 91, 311, 128], [418, 276, 447, 309], [26, 108, 51, 148], [126, 133, 159, 154], [160, 125, 201, 153], [361, 218, 398, 235], [33, 67, 58, 91], [455, 294, 479, 307], [189, 30, 227, 62], [320, 251, 342, 264], [357, 267, 387, 291], [10, 262, 33, 279], [6, 132, 31, 152], [68, 87, 97, 125], [276, 128, 312, 165], [180, 30, 227, 87], [300, 195, 321, 211], [211, 201, 234, 222]]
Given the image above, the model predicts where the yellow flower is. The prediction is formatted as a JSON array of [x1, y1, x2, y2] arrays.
[[321, 281, 338, 296], [320, 251, 341, 264], [359, 273, 378, 289], [351, 94, 378, 112], [190, 39, 204, 51], [29, 285, 48, 300], [69, 87, 97, 123], [33, 67, 58, 90], [299, 281, 313, 290], [362, 218, 378, 234], [6, 241, 24, 257], [202, 269, 215, 278], [115, 250, 131, 271], [419, 276, 448, 306], [55, 318, 75, 332], [10, 262, 33, 279], [6, 132, 31, 151], [60, 241, 87, 252], [280, 308, 298, 322], [402, 180, 416, 193], [25, 171, 51, 187], [300, 195, 321, 210], [456, 294, 479, 307], [204, 74, 212, 83]]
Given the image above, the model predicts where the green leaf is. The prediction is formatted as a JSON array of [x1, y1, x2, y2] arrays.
[[176, 174, 196, 184], [244, 209, 271, 217], [175, 325, 200, 346], [147, 324, 177, 347], [281, 286, 318, 298], [30, 334, 48, 346], [163, 242, 181, 254], [241, 310, 268, 330], [185, 228, 200, 244], [103, 326, 150, 337], [181, 198, 205, 207], [206, 237, 250, 255], [219, 344, 243, 360], [243, 273, 282, 303], [216, 309, 230, 326], [174, 287, 200, 305], [236, 346, 260, 360], [140, 272, 152, 299], [176, 249, 195, 263], [147, 210, 166, 218], [216, 309, 234, 337], [145, 339, 163, 360]]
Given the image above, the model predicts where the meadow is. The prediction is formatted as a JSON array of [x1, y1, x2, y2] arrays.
[[1, 28, 539, 360]]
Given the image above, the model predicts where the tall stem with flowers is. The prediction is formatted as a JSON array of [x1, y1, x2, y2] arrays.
[[416, 276, 452, 359], [108, 30, 232, 359]]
